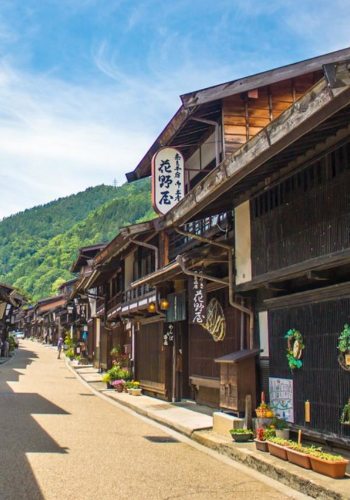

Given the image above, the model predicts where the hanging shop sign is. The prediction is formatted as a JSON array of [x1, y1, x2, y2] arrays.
[[202, 298, 226, 342], [189, 275, 207, 324], [152, 147, 184, 215], [269, 377, 294, 423]]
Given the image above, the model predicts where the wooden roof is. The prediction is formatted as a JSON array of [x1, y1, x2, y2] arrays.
[[152, 60, 350, 229], [70, 243, 106, 273], [126, 47, 350, 183], [181, 47, 350, 107]]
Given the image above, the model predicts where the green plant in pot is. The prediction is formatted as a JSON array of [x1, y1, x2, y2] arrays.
[[308, 450, 349, 479], [229, 428, 253, 442], [126, 380, 142, 395], [272, 417, 290, 439]]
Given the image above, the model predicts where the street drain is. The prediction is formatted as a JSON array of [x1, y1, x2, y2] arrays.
[[79, 393, 95, 396], [144, 436, 179, 443]]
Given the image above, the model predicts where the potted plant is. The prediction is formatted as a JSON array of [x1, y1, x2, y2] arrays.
[[107, 364, 130, 383], [102, 373, 112, 389], [229, 428, 253, 442], [308, 450, 349, 479], [127, 380, 142, 396], [272, 417, 290, 439], [111, 379, 125, 393], [266, 437, 289, 460], [254, 428, 275, 452], [285, 441, 312, 469], [255, 402, 274, 419]]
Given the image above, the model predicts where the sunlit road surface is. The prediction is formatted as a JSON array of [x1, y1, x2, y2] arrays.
[[0, 340, 309, 500]]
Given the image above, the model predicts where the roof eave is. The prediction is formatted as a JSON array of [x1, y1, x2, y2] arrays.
[[155, 61, 350, 230]]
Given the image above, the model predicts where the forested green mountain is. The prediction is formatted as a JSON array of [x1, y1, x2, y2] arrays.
[[0, 179, 154, 302]]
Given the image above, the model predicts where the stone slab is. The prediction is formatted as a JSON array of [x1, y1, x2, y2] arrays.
[[213, 412, 244, 436]]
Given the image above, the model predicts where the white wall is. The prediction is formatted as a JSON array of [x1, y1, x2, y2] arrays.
[[235, 200, 252, 284], [258, 311, 269, 358], [186, 131, 220, 182]]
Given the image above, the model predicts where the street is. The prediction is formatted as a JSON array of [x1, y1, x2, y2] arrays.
[[0, 341, 305, 500]]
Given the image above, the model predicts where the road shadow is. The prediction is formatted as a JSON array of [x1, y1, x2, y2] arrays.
[[0, 346, 70, 499]]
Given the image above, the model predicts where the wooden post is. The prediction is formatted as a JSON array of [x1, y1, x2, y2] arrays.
[[245, 394, 252, 430]]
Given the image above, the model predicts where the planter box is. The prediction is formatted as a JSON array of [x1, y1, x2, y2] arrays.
[[230, 433, 253, 442], [129, 388, 142, 396], [310, 456, 349, 479], [286, 448, 311, 469], [267, 442, 288, 460], [254, 439, 269, 452]]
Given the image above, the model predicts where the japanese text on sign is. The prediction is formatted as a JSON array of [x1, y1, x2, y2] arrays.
[[189, 275, 206, 324], [152, 147, 185, 215], [269, 377, 294, 423]]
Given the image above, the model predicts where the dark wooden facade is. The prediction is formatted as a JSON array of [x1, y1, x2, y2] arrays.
[[188, 288, 242, 407], [251, 141, 350, 277], [267, 284, 350, 442], [135, 320, 170, 399]]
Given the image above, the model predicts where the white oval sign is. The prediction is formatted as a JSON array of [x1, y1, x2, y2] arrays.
[[152, 147, 184, 215]]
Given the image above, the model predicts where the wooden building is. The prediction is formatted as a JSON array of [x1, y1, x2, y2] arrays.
[[0, 283, 24, 341], [124, 47, 350, 435], [83, 222, 170, 398], [70, 244, 106, 360]]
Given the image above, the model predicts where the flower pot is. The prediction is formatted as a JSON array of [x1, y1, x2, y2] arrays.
[[129, 388, 142, 396], [254, 439, 269, 452], [230, 433, 253, 442], [286, 448, 311, 469], [267, 442, 288, 460], [276, 429, 290, 440], [310, 456, 349, 479], [115, 385, 124, 393]]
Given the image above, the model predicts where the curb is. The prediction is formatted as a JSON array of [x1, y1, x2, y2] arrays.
[[67, 360, 347, 500], [192, 431, 344, 500]]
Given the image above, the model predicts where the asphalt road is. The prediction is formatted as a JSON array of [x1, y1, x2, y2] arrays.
[[0, 341, 307, 500]]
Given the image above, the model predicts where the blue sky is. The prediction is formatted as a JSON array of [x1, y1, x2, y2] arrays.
[[0, 0, 350, 218]]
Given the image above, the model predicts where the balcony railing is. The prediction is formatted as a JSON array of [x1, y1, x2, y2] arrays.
[[169, 210, 233, 260], [106, 283, 156, 316], [122, 283, 154, 303]]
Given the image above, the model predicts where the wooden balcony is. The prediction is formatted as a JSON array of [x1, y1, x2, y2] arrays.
[[169, 210, 233, 260], [106, 284, 156, 319]]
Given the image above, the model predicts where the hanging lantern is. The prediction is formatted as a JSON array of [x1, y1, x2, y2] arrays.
[[159, 298, 170, 311], [148, 302, 156, 313]]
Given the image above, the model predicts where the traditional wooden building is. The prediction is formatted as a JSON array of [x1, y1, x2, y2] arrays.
[[0, 283, 24, 340], [30, 295, 66, 343], [84, 222, 172, 398], [69, 244, 106, 359], [124, 46, 350, 436]]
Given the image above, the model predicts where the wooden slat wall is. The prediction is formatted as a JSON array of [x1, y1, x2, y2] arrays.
[[269, 297, 350, 439], [136, 321, 166, 384], [223, 73, 319, 157], [251, 145, 350, 277]]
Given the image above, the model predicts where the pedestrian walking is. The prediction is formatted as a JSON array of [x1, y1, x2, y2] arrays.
[[57, 337, 64, 359]]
